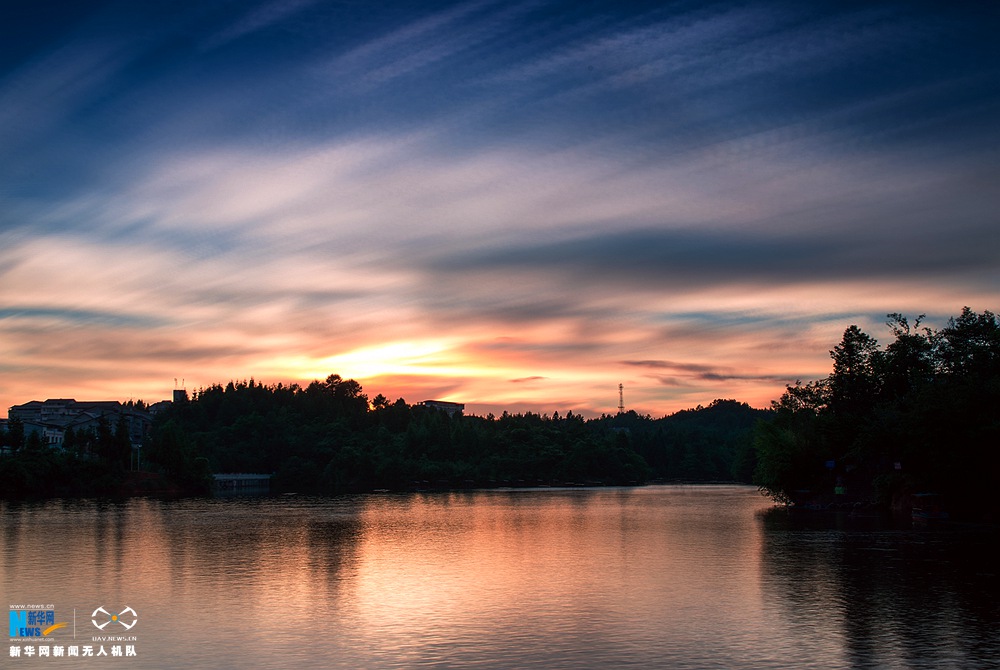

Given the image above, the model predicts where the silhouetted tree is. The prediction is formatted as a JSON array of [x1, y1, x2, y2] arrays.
[[3, 418, 25, 451], [754, 308, 1000, 521]]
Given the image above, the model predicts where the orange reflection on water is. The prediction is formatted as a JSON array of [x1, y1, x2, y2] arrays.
[[2, 488, 784, 669], [345, 487, 774, 664]]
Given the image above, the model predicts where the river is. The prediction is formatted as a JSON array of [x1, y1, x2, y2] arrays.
[[3, 486, 997, 668]]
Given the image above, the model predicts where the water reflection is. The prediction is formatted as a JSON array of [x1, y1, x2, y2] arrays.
[[145, 497, 366, 666], [339, 487, 778, 669], [758, 509, 1000, 669], [3, 489, 996, 669]]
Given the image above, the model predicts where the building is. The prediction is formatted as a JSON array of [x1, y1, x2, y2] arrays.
[[10, 399, 120, 425], [8, 399, 153, 451], [418, 400, 465, 417]]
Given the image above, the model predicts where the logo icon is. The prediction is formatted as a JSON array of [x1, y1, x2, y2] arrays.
[[9, 610, 67, 637], [91, 606, 138, 631]]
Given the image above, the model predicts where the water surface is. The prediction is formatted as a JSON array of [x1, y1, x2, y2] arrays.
[[3, 486, 996, 668]]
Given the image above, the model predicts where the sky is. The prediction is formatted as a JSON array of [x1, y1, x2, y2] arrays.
[[1, 0, 998, 419]]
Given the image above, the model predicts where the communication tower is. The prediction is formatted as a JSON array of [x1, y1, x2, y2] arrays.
[[618, 383, 625, 414]]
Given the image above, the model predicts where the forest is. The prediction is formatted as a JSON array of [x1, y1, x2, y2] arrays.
[[149, 380, 765, 494], [753, 307, 999, 521]]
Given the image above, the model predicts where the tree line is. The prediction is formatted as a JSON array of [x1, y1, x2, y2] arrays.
[[151, 375, 766, 494], [1, 374, 766, 498]]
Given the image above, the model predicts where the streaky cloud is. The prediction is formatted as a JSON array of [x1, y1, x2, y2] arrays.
[[623, 359, 789, 384], [425, 225, 999, 292], [0, 307, 166, 329], [509, 376, 547, 384], [202, 0, 321, 51]]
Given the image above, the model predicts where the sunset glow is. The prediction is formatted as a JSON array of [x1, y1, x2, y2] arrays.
[[278, 340, 467, 383], [1, 1, 997, 418]]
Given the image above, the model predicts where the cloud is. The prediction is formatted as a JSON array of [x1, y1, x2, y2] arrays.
[[202, 0, 321, 50], [422, 221, 998, 299], [322, 0, 496, 92], [623, 359, 789, 384], [0, 307, 165, 329]]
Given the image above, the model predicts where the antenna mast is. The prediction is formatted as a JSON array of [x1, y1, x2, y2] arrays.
[[618, 383, 625, 414]]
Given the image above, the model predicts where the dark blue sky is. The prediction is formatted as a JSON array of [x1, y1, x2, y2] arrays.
[[2, 0, 998, 415]]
